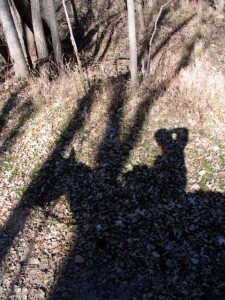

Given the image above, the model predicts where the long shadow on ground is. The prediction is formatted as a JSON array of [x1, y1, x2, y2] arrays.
[[0, 99, 33, 156], [1, 41, 225, 299], [0, 93, 17, 134], [48, 127, 225, 300], [0, 35, 195, 267], [0, 84, 33, 156]]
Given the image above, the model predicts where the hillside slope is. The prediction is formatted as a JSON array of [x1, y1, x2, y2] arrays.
[[0, 2, 225, 299]]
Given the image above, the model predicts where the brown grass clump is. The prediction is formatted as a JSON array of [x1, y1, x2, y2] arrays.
[[29, 67, 85, 110]]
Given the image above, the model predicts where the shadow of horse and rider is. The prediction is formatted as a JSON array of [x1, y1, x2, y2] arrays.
[[1, 81, 225, 299], [48, 128, 225, 299]]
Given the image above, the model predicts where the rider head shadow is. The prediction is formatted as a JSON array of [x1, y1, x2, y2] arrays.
[[124, 127, 189, 202]]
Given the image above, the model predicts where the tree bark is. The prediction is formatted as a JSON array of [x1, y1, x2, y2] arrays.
[[30, 0, 48, 61], [41, 0, 64, 76], [0, 0, 28, 78], [13, 0, 33, 30], [9, 0, 37, 68], [127, 0, 138, 87], [8, 0, 35, 68], [136, 0, 145, 31], [23, 23, 36, 66], [13, 0, 51, 46]]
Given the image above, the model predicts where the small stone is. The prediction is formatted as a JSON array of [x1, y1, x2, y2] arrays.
[[21, 287, 28, 300], [191, 183, 200, 190], [191, 258, 199, 264], [152, 251, 160, 258], [75, 255, 85, 263], [115, 220, 123, 226], [218, 237, 225, 246], [96, 224, 102, 231], [30, 258, 40, 265], [166, 259, 172, 267], [212, 146, 219, 151], [199, 170, 206, 176]]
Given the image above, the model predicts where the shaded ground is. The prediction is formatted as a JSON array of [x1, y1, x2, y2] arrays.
[[0, 3, 225, 300], [0, 76, 225, 299]]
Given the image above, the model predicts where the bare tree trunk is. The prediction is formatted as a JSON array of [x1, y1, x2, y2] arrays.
[[11, 0, 45, 67], [31, 0, 49, 76], [24, 24, 36, 66], [30, 0, 48, 61], [42, 0, 64, 76], [136, 0, 145, 31], [0, 0, 28, 78], [147, 0, 171, 74], [8, 0, 35, 68], [127, 0, 138, 87], [13, 0, 51, 44], [13, 0, 33, 30], [8, 0, 27, 59]]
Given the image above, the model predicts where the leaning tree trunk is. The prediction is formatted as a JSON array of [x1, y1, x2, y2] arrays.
[[13, 0, 51, 51], [30, 0, 49, 65], [11, 0, 42, 68], [41, 0, 64, 76], [23, 24, 36, 66], [13, 0, 33, 30], [8, 0, 35, 68], [127, 0, 138, 87], [0, 0, 28, 78]]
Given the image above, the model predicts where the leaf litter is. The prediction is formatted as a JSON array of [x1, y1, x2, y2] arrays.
[[0, 7, 225, 300]]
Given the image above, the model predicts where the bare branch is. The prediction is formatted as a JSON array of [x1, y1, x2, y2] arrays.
[[62, 0, 89, 91], [147, 0, 172, 74]]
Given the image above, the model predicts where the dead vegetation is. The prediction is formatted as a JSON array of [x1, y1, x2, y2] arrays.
[[0, 1, 225, 299]]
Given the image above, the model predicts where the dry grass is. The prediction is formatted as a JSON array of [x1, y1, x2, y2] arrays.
[[1, 2, 225, 299], [29, 66, 85, 110]]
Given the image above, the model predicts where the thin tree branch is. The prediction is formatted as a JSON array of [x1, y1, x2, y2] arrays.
[[62, 0, 89, 91], [147, 0, 172, 74]]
